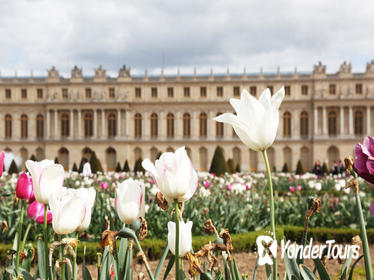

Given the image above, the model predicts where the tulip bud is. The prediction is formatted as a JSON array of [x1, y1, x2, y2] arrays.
[[167, 221, 193, 257], [27, 200, 52, 224], [296, 185, 302, 192], [289, 186, 295, 193], [16, 172, 35, 202], [101, 182, 108, 190]]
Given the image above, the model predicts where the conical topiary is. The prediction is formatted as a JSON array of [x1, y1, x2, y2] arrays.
[[29, 154, 37, 161], [156, 152, 162, 160], [115, 162, 122, 172], [296, 160, 305, 175], [134, 158, 145, 173], [54, 157, 59, 164], [72, 163, 78, 172], [123, 160, 130, 172], [78, 158, 86, 173], [235, 163, 241, 173], [90, 151, 104, 173], [209, 146, 227, 176], [322, 162, 329, 175], [8, 160, 19, 174], [282, 162, 289, 173], [226, 158, 235, 174]]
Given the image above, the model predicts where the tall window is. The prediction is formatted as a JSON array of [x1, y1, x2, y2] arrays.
[[199, 113, 207, 137], [167, 87, 174, 98], [37, 89, 43, 99], [134, 113, 142, 138], [167, 113, 174, 138], [300, 111, 308, 138], [183, 113, 191, 137], [301, 85, 308, 96], [5, 89, 11, 99], [85, 88, 92, 99], [150, 113, 158, 137], [109, 88, 115, 98], [283, 112, 291, 137], [21, 114, 28, 138], [61, 114, 70, 137], [62, 88, 68, 99], [135, 88, 141, 98], [250, 86, 257, 96], [108, 113, 117, 137], [328, 111, 337, 136], [200, 87, 207, 97], [151, 87, 157, 98], [285, 85, 291, 96], [356, 84, 362, 95], [217, 86, 223, 97], [354, 111, 363, 136], [36, 114, 44, 139], [233, 86, 240, 97], [184, 87, 190, 97], [5, 114, 12, 138], [84, 112, 93, 137], [329, 84, 336, 95], [21, 89, 27, 99], [216, 113, 224, 138]]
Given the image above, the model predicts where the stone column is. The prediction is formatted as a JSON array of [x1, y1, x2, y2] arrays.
[[125, 110, 129, 137], [349, 107, 353, 135], [54, 110, 58, 138], [46, 110, 50, 138], [93, 110, 97, 138], [340, 107, 344, 136], [101, 110, 105, 138], [160, 111, 166, 139], [208, 111, 215, 139], [70, 110, 74, 138], [193, 111, 199, 139], [367, 106, 371, 135], [314, 107, 318, 136], [78, 110, 82, 139], [117, 109, 121, 137], [322, 107, 327, 135]]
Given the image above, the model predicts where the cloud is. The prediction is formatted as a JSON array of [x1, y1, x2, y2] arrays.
[[0, 0, 373, 76]]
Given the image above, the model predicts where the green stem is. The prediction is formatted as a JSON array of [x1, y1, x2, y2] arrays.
[[175, 200, 180, 280], [59, 235, 65, 280], [43, 204, 49, 280], [73, 233, 78, 280], [262, 150, 277, 280], [15, 200, 25, 275], [21, 223, 32, 252]]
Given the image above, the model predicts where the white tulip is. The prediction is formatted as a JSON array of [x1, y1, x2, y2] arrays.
[[142, 147, 198, 202], [26, 160, 65, 204], [115, 179, 145, 224], [75, 187, 96, 231], [214, 87, 285, 152], [167, 221, 193, 257]]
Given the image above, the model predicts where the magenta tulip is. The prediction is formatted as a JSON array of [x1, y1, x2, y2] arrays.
[[353, 136, 374, 184], [289, 186, 295, 193], [297, 185, 302, 192], [16, 172, 35, 202], [203, 181, 210, 188], [226, 184, 232, 191], [0, 151, 4, 177], [101, 182, 108, 190], [28, 200, 52, 224]]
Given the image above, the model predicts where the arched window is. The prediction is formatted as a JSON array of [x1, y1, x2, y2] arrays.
[[328, 111, 337, 136], [21, 114, 28, 138], [300, 146, 310, 171], [134, 147, 142, 161], [354, 110, 363, 136], [283, 147, 292, 171], [199, 113, 207, 137], [233, 147, 241, 171], [183, 113, 191, 137], [108, 113, 117, 137], [283, 112, 291, 137], [199, 147, 208, 171], [167, 113, 174, 138], [150, 147, 159, 162], [36, 147, 45, 161], [82, 147, 92, 161], [36, 114, 44, 139], [186, 147, 192, 160], [249, 150, 258, 172], [327, 146, 339, 168], [58, 147, 69, 170], [134, 113, 142, 138], [5, 114, 12, 138], [216, 112, 224, 138], [20, 148, 28, 168], [150, 113, 158, 137], [106, 147, 116, 171], [300, 111, 308, 138], [61, 113, 70, 137], [84, 112, 93, 137]]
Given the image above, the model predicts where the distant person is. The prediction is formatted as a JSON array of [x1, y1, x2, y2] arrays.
[[312, 160, 322, 176], [331, 161, 339, 175], [338, 160, 345, 176], [82, 158, 92, 177]]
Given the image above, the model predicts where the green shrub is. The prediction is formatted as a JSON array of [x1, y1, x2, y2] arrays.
[[295, 160, 304, 175], [29, 154, 37, 161], [322, 162, 329, 175], [72, 163, 78, 172], [134, 158, 145, 173], [78, 158, 85, 173], [123, 160, 130, 172], [235, 163, 241, 173], [54, 157, 59, 164], [115, 162, 122, 172], [8, 160, 18, 174], [156, 152, 162, 160], [209, 146, 227, 176], [226, 158, 235, 174], [281, 163, 289, 173], [90, 152, 104, 173]]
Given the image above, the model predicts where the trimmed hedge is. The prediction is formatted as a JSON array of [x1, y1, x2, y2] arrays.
[[1, 226, 373, 265]]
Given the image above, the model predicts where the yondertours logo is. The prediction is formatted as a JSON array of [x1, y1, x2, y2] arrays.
[[256, 235, 360, 265]]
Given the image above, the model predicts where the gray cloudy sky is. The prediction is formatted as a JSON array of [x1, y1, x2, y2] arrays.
[[0, 0, 373, 76]]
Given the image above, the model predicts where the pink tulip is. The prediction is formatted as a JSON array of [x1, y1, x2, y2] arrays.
[[16, 172, 35, 202], [226, 184, 232, 191], [27, 200, 52, 224], [246, 184, 251, 190], [333, 197, 339, 206], [101, 182, 109, 190], [203, 181, 210, 188], [289, 186, 295, 193], [296, 185, 302, 192], [0, 151, 4, 177]]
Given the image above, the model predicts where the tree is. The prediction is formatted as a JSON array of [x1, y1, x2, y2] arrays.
[[296, 160, 305, 175], [8, 160, 19, 174], [156, 152, 162, 160], [54, 157, 59, 164], [29, 154, 37, 161], [78, 158, 86, 173], [209, 146, 227, 176], [72, 163, 78, 172], [226, 158, 235, 174], [282, 163, 289, 173], [322, 162, 329, 175], [115, 162, 122, 172], [134, 158, 145, 173], [123, 160, 130, 172], [90, 151, 104, 173], [235, 163, 241, 173]]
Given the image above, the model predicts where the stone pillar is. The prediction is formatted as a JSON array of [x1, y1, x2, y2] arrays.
[[314, 107, 318, 136], [93, 110, 97, 138], [46, 110, 50, 138], [70, 110, 74, 138], [208, 111, 215, 139], [322, 107, 327, 135], [340, 107, 344, 136], [125, 110, 129, 137], [160, 111, 166, 139], [101, 110, 105, 138], [367, 106, 371, 135], [193, 111, 199, 138], [54, 110, 58, 138], [349, 107, 353, 135], [176, 112, 182, 138], [78, 110, 82, 138], [117, 109, 121, 137]]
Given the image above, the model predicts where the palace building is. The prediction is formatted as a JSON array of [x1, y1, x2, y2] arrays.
[[0, 61, 373, 172]]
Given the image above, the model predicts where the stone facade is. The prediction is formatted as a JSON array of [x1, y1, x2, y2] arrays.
[[0, 61, 374, 172]]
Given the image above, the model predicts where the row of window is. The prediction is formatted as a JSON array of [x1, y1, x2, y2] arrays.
[[1, 83, 365, 100]]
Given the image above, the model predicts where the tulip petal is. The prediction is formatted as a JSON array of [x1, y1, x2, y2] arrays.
[[142, 159, 158, 178], [259, 88, 272, 110], [271, 86, 285, 109], [229, 98, 240, 113], [38, 164, 65, 204], [354, 143, 369, 174], [363, 136, 374, 157]]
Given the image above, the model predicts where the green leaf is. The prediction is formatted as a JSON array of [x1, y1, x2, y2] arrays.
[[299, 264, 318, 280], [155, 245, 169, 280], [265, 264, 272, 280], [82, 246, 92, 280], [163, 256, 175, 280], [251, 256, 259, 280], [348, 255, 364, 280], [201, 272, 214, 280], [340, 250, 353, 280], [312, 258, 330, 280], [284, 252, 301, 280], [100, 246, 110, 280], [37, 239, 46, 280]]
